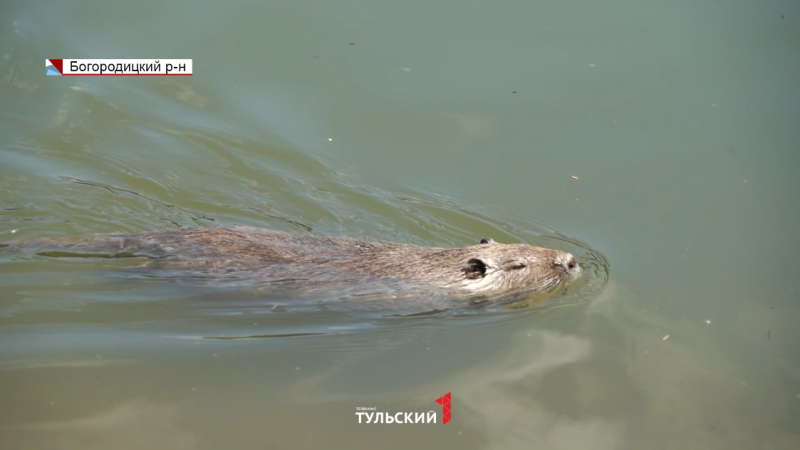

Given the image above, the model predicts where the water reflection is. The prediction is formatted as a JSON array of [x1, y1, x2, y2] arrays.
[[285, 287, 623, 450], [444, 330, 623, 450], [2, 400, 196, 450]]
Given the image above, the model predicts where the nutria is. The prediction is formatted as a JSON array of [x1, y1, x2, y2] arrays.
[[15, 227, 581, 299]]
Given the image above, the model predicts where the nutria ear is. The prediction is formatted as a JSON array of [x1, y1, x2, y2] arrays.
[[480, 238, 494, 244], [463, 258, 487, 279]]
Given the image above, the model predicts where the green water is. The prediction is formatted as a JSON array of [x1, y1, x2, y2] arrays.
[[1, 0, 799, 449]]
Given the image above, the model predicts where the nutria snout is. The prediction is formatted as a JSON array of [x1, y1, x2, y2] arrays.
[[14, 227, 581, 298]]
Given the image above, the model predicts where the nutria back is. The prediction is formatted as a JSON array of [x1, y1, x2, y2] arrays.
[[15, 227, 581, 298]]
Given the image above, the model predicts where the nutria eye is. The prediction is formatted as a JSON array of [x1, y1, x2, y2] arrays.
[[567, 258, 576, 270]]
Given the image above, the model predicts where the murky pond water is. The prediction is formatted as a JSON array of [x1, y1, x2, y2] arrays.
[[1, 0, 799, 449]]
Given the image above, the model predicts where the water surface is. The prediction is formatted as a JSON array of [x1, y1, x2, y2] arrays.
[[1, 0, 799, 449]]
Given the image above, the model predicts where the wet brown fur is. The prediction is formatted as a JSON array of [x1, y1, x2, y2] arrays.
[[17, 227, 580, 297]]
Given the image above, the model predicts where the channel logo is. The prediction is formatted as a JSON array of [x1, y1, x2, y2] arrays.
[[354, 392, 452, 424], [435, 392, 451, 424]]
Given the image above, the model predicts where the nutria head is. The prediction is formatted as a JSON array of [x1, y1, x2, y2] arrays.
[[458, 238, 580, 294]]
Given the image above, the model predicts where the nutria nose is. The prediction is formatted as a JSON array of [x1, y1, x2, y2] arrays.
[[567, 257, 576, 270]]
